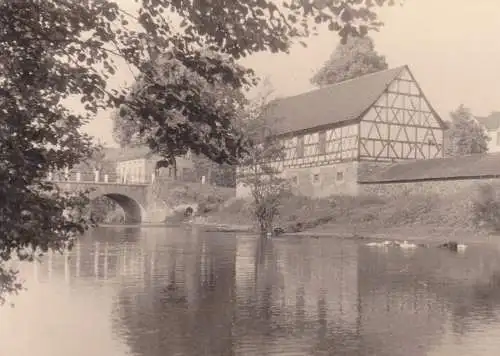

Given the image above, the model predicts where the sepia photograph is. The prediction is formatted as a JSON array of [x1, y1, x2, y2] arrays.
[[1, 0, 500, 355]]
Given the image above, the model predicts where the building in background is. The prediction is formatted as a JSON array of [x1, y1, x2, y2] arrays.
[[475, 112, 500, 153], [113, 146, 194, 184], [237, 65, 447, 198]]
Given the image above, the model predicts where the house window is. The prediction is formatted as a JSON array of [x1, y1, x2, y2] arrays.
[[318, 131, 326, 155], [313, 173, 320, 183], [496, 132, 500, 146], [296, 136, 305, 158], [336, 171, 344, 181]]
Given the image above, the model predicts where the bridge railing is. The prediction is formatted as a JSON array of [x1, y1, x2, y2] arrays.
[[44, 168, 215, 186], [44, 168, 156, 185]]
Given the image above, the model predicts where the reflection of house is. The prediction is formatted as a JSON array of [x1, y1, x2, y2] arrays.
[[234, 238, 360, 327], [237, 65, 447, 198], [113, 146, 194, 184], [476, 112, 500, 152], [278, 240, 360, 326]]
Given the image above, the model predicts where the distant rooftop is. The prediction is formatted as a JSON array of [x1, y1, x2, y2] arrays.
[[476, 112, 500, 131]]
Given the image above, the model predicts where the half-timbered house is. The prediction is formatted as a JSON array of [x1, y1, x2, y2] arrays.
[[236, 65, 447, 197]]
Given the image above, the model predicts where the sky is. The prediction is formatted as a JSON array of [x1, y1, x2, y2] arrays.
[[82, 0, 500, 147]]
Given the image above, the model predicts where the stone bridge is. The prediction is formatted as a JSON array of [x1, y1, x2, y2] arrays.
[[56, 181, 149, 223], [47, 169, 235, 224], [47, 169, 152, 223]]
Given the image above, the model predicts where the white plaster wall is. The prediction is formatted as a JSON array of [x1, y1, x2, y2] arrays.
[[486, 129, 500, 153]]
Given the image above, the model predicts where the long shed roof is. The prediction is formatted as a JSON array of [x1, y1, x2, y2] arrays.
[[359, 152, 500, 183]]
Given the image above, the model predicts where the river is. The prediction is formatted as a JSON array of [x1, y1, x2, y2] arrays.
[[2, 226, 500, 355]]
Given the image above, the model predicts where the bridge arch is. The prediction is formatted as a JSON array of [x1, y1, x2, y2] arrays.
[[91, 193, 146, 224]]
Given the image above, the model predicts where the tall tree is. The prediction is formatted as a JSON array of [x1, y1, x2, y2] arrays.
[[310, 35, 388, 87], [0, 0, 395, 302], [445, 105, 490, 156], [113, 49, 249, 179], [237, 86, 291, 236]]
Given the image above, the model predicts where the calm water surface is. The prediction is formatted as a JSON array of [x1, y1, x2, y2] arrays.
[[2, 227, 500, 355]]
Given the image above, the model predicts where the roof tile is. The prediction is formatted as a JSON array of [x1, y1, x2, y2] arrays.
[[359, 152, 500, 183], [264, 66, 406, 135]]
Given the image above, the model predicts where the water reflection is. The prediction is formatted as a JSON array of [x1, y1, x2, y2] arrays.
[[2, 228, 500, 355]]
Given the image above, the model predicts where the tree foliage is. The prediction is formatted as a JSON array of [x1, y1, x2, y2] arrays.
[[191, 154, 236, 187], [0, 0, 395, 302], [311, 35, 388, 87], [445, 105, 490, 156], [114, 49, 250, 178]]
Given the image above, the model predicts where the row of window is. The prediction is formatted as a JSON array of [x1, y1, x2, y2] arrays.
[[293, 132, 328, 158], [290, 171, 344, 185]]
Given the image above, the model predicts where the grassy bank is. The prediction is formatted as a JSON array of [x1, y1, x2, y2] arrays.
[[200, 185, 500, 243]]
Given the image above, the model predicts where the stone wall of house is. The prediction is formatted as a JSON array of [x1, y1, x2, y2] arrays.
[[236, 160, 500, 200], [284, 161, 359, 197], [235, 161, 359, 198], [358, 177, 500, 198]]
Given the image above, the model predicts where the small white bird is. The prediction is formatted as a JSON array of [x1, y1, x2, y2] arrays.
[[399, 240, 418, 249], [457, 243, 467, 253], [366, 240, 393, 247]]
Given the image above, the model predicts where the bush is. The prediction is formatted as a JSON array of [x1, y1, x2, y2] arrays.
[[384, 194, 439, 226], [471, 183, 500, 231]]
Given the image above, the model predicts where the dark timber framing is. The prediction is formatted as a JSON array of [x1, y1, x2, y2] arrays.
[[259, 65, 446, 171]]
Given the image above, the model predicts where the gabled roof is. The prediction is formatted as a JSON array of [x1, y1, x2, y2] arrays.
[[264, 66, 407, 136], [263, 65, 447, 136], [476, 112, 500, 131]]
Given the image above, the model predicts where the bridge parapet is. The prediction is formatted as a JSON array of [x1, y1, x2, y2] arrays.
[[44, 168, 156, 185]]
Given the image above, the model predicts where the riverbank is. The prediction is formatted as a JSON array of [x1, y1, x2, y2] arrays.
[[189, 220, 499, 246], [200, 189, 500, 245], [296, 223, 500, 246], [96, 185, 500, 246]]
